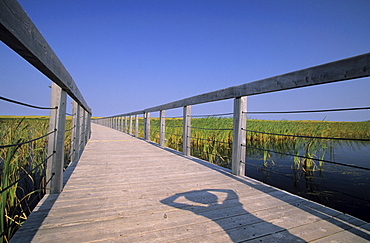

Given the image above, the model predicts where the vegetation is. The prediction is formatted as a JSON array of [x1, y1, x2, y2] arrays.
[[147, 117, 370, 169], [0, 117, 72, 242]]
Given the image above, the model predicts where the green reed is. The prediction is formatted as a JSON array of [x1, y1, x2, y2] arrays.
[[149, 117, 370, 171], [0, 117, 72, 242]]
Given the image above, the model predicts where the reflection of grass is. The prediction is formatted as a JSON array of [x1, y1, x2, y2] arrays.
[[0, 117, 71, 242]]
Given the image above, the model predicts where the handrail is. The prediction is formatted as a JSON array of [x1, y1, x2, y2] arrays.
[[0, 0, 91, 113], [1, 1, 92, 239], [107, 52, 369, 118], [94, 52, 370, 177], [0, 0, 92, 193]]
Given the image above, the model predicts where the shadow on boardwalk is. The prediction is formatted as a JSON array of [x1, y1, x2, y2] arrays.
[[161, 188, 305, 242]]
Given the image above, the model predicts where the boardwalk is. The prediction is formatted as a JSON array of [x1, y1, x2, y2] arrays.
[[11, 124, 369, 242]]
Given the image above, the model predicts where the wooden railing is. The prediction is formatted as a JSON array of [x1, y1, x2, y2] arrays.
[[0, 0, 91, 194], [93, 52, 370, 176]]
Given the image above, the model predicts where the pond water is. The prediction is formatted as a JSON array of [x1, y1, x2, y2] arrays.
[[245, 141, 370, 222]]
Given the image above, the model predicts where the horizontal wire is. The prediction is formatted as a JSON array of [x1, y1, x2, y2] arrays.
[[243, 128, 370, 142], [243, 161, 370, 203], [45, 172, 55, 186], [0, 95, 57, 110], [64, 125, 76, 132], [191, 112, 234, 118], [165, 116, 183, 119], [0, 152, 54, 195], [166, 132, 182, 137], [244, 106, 370, 114], [166, 125, 183, 128], [191, 126, 232, 131], [0, 129, 56, 149], [191, 147, 231, 159], [189, 136, 230, 144], [244, 145, 370, 171]]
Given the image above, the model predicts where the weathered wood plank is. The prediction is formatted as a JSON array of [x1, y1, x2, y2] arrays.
[[11, 124, 369, 242], [0, 0, 90, 113]]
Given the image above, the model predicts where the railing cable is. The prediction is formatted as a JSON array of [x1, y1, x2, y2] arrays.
[[243, 128, 370, 142], [0, 129, 57, 149], [191, 126, 232, 131], [0, 152, 55, 195], [191, 112, 234, 117], [243, 161, 370, 203], [244, 106, 370, 114], [0, 95, 57, 110], [243, 145, 370, 171], [189, 136, 230, 145]]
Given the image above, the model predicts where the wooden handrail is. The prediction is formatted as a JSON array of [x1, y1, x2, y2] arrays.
[[0, 0, 92, 194], [94, 52, 370, 176], [0, 0, 91, 113], [108, 52, 369, 117]]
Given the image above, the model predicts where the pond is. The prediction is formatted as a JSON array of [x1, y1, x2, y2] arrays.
[[245, 141, 370, 222]]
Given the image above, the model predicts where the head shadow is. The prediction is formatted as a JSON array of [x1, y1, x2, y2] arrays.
[[160, 188, 305, 242]]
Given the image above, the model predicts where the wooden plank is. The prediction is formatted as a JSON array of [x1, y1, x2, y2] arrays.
[[0, 0, 91, 113], [11, 124, 369, 242]]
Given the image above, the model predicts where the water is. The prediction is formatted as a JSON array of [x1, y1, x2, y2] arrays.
[[245, 141, 370, 222]]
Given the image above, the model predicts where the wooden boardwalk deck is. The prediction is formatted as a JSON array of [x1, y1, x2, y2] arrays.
[[11, 124, 369, 242]]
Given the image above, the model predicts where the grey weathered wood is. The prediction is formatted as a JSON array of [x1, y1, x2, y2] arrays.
[[0, 0, 91, 113], [105, 53, 369, 118], [79, 109, 86, 153], [160, 110, 166, 146], [46, 83, 67, 194], [129, 115, 133, 135], [183, 106, 191, 156], [12, 124, 369, 242], [144, 112, 150, 140], [232, 97, 247, 176], [135, 115, 139, 137], [86, 113, 91, 140], [71, 101, 80, 163]]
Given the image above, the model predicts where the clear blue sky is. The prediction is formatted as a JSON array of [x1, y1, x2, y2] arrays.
[[1, 0, 369, 121]]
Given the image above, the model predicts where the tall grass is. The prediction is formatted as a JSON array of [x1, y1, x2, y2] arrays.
[[148, 117, 370, 170], [0, 117, 71, 242]]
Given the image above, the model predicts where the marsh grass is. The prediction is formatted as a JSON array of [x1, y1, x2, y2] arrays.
[[0, 117, 71, 242], [149, 117, 369, 171]]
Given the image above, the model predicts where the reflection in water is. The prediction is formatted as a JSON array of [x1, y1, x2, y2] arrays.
[[160, 189, 304, 242], [246, 141, 370, 222]]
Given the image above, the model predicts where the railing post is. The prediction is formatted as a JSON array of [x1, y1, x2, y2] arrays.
[[84, 110, 89, 143], [135, 114, 139, 137], [47, 83, 67, 194], [71, 101, 80, 163], [232, 96, 247, 176], [183, 105, 191, 156], [87, 112, 91, 139], [80, 108, 86, 152], [159, 110, 166, 146], [124, 116, 128, 133], [129, 115, 133, 135], [144, 112, 150, 140]]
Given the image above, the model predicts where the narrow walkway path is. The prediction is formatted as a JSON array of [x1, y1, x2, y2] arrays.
[[12, 124, 369, 242]]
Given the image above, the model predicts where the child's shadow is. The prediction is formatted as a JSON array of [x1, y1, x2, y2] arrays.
[[160, 189, 304, 242]]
